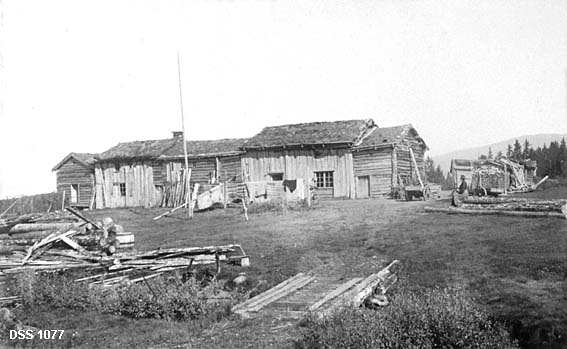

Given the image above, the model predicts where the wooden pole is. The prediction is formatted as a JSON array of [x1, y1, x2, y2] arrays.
[[61, 191, 65, 211], [177, 50, 191, 219], [0, 197, 21, 218], [223, 171, 228, 209], [409, 148, 423, 188]]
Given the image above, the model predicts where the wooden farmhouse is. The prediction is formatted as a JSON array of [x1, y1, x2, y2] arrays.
[[241, 119, 428, 199], [93, 132, 246, 209], [352, 124, 428, 197], [54, 120, 428, 209], [52, 153, 98, 208]]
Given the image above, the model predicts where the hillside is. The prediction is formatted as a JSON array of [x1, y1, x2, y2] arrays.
[[432, 133, 567, 174]]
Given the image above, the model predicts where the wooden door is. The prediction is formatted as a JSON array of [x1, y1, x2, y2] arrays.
[[357, 176, 370, 198], [70, 184, 79, 203]]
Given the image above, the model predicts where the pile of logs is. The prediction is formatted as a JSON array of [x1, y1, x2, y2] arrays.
[[425, 197, 567, 219]]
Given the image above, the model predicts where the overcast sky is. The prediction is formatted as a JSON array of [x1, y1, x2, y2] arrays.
[[1, 0, 566, 198]]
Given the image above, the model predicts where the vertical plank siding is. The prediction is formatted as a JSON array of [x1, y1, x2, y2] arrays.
[[55, 161, 94, 207], [242, 148, 355, 198], [352, 148, 393, 197], [94, 161, 160, 208]]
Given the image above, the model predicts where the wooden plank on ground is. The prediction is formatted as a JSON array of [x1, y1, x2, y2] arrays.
[[308, 277, 363, 311], [246, 275, 315, 313], [232, 273, 306, 312]]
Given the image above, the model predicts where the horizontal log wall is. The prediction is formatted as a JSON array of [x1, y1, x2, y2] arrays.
[[55, 160, 94, 207], [242, 148, 354, 198], [165, 155, 243, 198], [219, 155, 243, 198], [166, 158, 216, 187], [352, 148, 393, 197], [94, 161, 160, 208]]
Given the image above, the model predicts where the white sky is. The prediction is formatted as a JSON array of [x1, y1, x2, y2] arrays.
[[1, 0, 566, 198]]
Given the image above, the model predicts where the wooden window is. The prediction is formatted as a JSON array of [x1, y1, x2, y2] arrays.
[[114, 183, 126, 197], [315, 171, 334, 188], [269, 173, 283, 181]]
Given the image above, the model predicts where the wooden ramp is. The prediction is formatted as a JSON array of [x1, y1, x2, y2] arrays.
[[232, 260, 400, 319]]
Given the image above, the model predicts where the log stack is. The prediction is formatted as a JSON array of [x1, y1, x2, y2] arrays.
[[424, 197, 567, 219]]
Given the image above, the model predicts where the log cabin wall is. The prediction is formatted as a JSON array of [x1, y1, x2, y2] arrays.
[[164, 155, 243, 197], [55, 160, 94, 208], [242, 148, 355, 199], [94, 161, 161, 208], [352, 147, 394, 197], [219, 155, 243, 198]]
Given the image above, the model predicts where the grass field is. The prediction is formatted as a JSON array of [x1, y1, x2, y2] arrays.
[[8, 187, 567, 348]]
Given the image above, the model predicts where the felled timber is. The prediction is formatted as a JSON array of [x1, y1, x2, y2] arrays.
[[463, 197, 566, 205], [8, 223, 81, 234], [424, 205, 566, 219], [461, 202, 566, 213]]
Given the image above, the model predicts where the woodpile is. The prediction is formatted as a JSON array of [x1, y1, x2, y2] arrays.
[[468, 157, 544, 195], [1, 218, 249, 292], [425, 197, 567, 219], [159, 168, 191, 208]]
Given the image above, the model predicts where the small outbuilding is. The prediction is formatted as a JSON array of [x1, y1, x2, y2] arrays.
[[52, 152, 98, 208]]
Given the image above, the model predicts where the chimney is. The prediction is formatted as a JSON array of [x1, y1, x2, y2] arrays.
[[172, 131, 184, 139]]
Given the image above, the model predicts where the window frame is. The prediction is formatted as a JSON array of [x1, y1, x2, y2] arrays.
[[314, 171, 334, 188], [268, 172, 284, 181]]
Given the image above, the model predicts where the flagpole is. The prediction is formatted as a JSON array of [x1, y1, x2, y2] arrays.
[[177, 51, 192, 219]]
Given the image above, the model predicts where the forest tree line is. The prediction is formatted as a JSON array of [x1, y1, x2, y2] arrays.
[[425, 138, 567, 185]]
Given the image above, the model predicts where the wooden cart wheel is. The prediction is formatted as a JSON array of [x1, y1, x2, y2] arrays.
[[422, 187, 432, 201]]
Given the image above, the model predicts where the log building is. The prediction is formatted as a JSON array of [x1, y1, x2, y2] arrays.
[[56, 119, 428, 208], [241, 120, 427, 199], [353, 124, 428, 197], [52, 153, 97, 208], [93, 132, 246, 208]]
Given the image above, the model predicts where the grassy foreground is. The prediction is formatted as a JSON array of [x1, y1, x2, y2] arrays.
[[3, 187, 566, 348]]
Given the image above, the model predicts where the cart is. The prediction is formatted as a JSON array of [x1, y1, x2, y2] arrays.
[[395, 183, 432, 201]]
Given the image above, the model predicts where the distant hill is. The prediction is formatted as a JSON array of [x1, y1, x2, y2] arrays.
[[431, 134, 567, 174]]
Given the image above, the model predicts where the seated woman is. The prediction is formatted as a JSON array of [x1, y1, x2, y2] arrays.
[[451, 175, 468, 206]]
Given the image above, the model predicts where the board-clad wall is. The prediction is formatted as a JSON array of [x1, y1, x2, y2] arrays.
[[94, 161, 160, 208], [55, 160, 94, 207], [242, 148, 355, 198], [352, 148, 393, 197]]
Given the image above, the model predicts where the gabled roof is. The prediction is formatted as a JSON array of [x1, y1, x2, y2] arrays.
[[52, 152, 98, 171], [242, 119, 377, 149], [355, 124, 429, 150], [160, 138, 247, 159], [96, 138, 179, 162]]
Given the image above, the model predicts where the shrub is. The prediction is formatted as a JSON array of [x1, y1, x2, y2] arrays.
[[11, 271, 234, 322], [296, 287, 518, 349]]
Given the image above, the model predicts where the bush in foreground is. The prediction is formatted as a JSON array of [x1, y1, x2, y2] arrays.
[[12, 271, 233, 322], [296, 287, 518, 349]]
